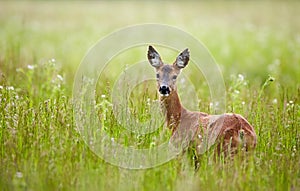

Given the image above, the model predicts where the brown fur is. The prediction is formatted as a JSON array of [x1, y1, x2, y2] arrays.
[[147, 46, 257, 159]]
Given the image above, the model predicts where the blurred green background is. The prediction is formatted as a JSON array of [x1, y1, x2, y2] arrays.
[[1, 1, 299, 91]]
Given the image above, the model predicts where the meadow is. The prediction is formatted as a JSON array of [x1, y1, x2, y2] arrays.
[[0, 1, 299, 191]]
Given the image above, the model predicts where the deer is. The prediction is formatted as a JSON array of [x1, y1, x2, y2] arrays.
[[147, 45, 257, 168]]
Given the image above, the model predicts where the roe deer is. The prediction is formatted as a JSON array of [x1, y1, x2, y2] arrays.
[[147, 46, 257, 165]]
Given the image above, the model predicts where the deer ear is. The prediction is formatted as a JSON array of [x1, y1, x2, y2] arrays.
[[148, 46, 163, 68], [174, 48, 189, 69]]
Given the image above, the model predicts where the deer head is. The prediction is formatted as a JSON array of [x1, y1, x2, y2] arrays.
[[147, 45, 190, 96]]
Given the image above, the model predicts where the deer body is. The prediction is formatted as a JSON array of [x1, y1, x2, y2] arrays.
[[147, 46, 257, 158]]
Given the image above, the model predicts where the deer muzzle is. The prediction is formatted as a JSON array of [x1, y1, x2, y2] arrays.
[[159, 85, 170, 96]]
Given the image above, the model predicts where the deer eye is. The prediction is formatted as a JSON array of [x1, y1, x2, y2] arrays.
[[156, 73, 160, 78], [172, 75, 177, 80]]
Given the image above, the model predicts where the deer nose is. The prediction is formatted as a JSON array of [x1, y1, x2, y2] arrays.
[[159, 85, 170, 96]]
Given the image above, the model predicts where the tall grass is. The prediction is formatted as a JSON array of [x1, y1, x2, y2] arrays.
[[0, 1, 299, 191]]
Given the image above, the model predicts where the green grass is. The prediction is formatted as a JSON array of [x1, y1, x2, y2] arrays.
[[0, 1, 299, 191]]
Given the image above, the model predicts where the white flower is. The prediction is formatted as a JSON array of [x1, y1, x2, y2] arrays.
[[57, 74, 63, 81], [16, 172, 23, 178], [147, 98, 151, 106], [6, 86, 14, 90], [27, 65, 34, 70], [234, 90, 240, 94], [238, 74, 244, 81]]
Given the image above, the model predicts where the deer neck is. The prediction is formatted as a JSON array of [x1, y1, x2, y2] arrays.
[[160, 90, 184, 132]]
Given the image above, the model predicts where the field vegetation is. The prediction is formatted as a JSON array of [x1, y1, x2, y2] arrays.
[[0, 1, 299, 191]]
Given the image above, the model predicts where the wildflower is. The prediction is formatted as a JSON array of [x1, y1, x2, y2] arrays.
[[57, 74, 63, 81], [238, 74, 244, 81], [147, 98, 151, 106], [27, 65, 34, 70], [6, 86, 14, 91], [287, 100, 294, 108], [16, 172, 23, 178], [234, 90, 240, 94]]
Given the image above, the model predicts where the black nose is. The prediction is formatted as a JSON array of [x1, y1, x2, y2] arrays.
[[159, 85, 170, 95]]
